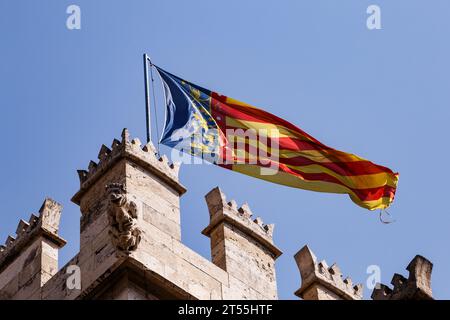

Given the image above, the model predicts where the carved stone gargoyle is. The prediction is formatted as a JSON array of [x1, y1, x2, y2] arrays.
[[106, 183, 141, 253]]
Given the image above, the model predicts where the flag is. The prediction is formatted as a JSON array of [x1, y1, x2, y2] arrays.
[[155, 66, 398, 210]]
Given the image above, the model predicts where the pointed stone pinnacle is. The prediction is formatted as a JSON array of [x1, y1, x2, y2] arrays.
[[121, 128, 130, 142], [77, 170, 88, 183], [329, 263, 342, 277], [264, 224, 274, 237], [227, 200, 238, 210], [98, 144, 112, 161], [5, 236, 15, 246], [28, 213, 39, 226], [88, 160, 98, 172], [142, 141, 156, 153]]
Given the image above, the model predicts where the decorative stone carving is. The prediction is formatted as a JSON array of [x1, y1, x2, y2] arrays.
[[106, 183, 141, 253]]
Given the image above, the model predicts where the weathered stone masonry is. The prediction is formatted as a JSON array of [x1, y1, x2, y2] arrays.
[[0, 129, 434, 300]]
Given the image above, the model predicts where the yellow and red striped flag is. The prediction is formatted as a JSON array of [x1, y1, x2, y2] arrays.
[[156, 66, 398, 210]]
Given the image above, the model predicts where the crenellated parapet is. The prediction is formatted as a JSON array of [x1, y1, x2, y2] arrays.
[[0, 199, 66, 270], [202, 187, 279, 256], [72, 128, 187, 245], [371, 255, 433, 300], [294, 245, 363, 300], [73, 128, 184, 205], [0, 199, 66, 299], [202, 187, 281, 299], [0, 127, 437, 301]]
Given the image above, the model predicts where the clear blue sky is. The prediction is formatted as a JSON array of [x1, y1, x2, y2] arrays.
[[1, 1, 449, 299]]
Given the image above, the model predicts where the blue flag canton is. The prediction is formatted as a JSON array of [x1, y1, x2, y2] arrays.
[[157, 67, 221, 161]]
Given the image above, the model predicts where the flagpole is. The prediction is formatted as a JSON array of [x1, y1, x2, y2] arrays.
[[143, 54, 152, 143]]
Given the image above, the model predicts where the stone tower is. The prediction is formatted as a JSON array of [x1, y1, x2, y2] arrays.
[[293, 245, 434, 300], [0, 129, 282, 300], [294, 245, 363, 300], [0, 199, 66, 299]]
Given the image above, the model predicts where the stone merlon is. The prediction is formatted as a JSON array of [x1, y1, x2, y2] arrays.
[[202, 187, 280, 258], [0, 198, 66, 299], [202, 187, 282, 299], [72, 128, 185, 205], [0, 198, 66, 270]]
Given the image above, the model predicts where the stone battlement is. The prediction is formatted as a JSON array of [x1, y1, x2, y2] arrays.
[[202, 187, 280, 259], [73, 128, 184, 205], [0, 199, 66, 272], [0, 129, 435, 300], [371, 255, 433, 300], [294, 245, 363, 300]]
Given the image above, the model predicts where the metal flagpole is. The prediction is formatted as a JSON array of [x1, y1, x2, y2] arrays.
[[143, 53, 152, 143]]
